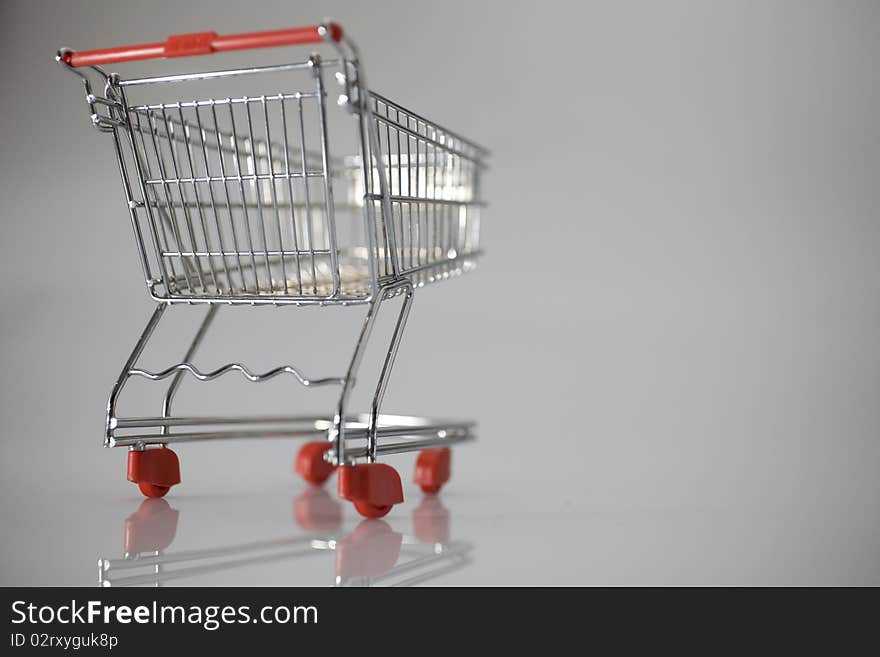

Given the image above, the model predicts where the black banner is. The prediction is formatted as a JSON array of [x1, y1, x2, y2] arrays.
[[1, 587, 876, 653]]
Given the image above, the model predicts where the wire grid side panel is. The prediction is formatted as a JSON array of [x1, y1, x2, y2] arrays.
[[125, 92, 344, 299], [363, 94, 483, 282]]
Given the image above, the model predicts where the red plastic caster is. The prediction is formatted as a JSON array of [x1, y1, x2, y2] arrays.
[[338, 463, 404, 519], [295, 441, 337, 486], [353, 500, 393, 519], [138, 483, 170, 498], [414, 448, 451, 495], [127, 447, 180, 499]]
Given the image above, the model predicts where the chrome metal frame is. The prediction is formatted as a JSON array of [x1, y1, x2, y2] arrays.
[[57, 22, 486, 469]]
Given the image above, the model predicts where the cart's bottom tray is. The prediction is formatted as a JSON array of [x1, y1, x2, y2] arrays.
[[163, 249, 480, 302]]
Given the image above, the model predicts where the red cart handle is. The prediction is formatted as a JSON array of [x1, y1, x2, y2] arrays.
[[62, 22, 343, 68]]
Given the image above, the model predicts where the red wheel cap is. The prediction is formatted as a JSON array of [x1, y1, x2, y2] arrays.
[[127, 447, 181, 487], [338, 463, 404, 507]]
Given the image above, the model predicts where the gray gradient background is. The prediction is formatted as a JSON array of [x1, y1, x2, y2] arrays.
[[1, 0, 879, 585]]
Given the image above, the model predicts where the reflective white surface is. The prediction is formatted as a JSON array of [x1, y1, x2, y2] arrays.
[[2, 433, 879, 586]]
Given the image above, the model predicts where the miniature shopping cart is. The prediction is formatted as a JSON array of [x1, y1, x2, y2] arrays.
[[57, 21, 487, 517]]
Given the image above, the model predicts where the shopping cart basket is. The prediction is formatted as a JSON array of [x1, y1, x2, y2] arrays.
[[57, 21, 487, 517]]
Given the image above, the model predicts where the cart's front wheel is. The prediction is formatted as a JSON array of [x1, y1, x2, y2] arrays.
[[353, 501, 392, 519], [127, 447, 181, 499], [138, 483, 170, 498], [338, 463, 404, 519]]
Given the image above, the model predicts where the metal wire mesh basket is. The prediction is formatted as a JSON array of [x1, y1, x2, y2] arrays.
[[60, 24, 486, 303]]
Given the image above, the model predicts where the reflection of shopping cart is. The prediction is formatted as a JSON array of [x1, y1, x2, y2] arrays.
[[98, 493, 471, 587], [57, 21, 487, 517]]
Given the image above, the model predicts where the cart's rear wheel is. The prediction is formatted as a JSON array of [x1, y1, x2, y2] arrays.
[[295, 441, 337, 486], [414, 448, 451, 496], [138, 482, 170, 498], [353, 501, 392, 519]]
